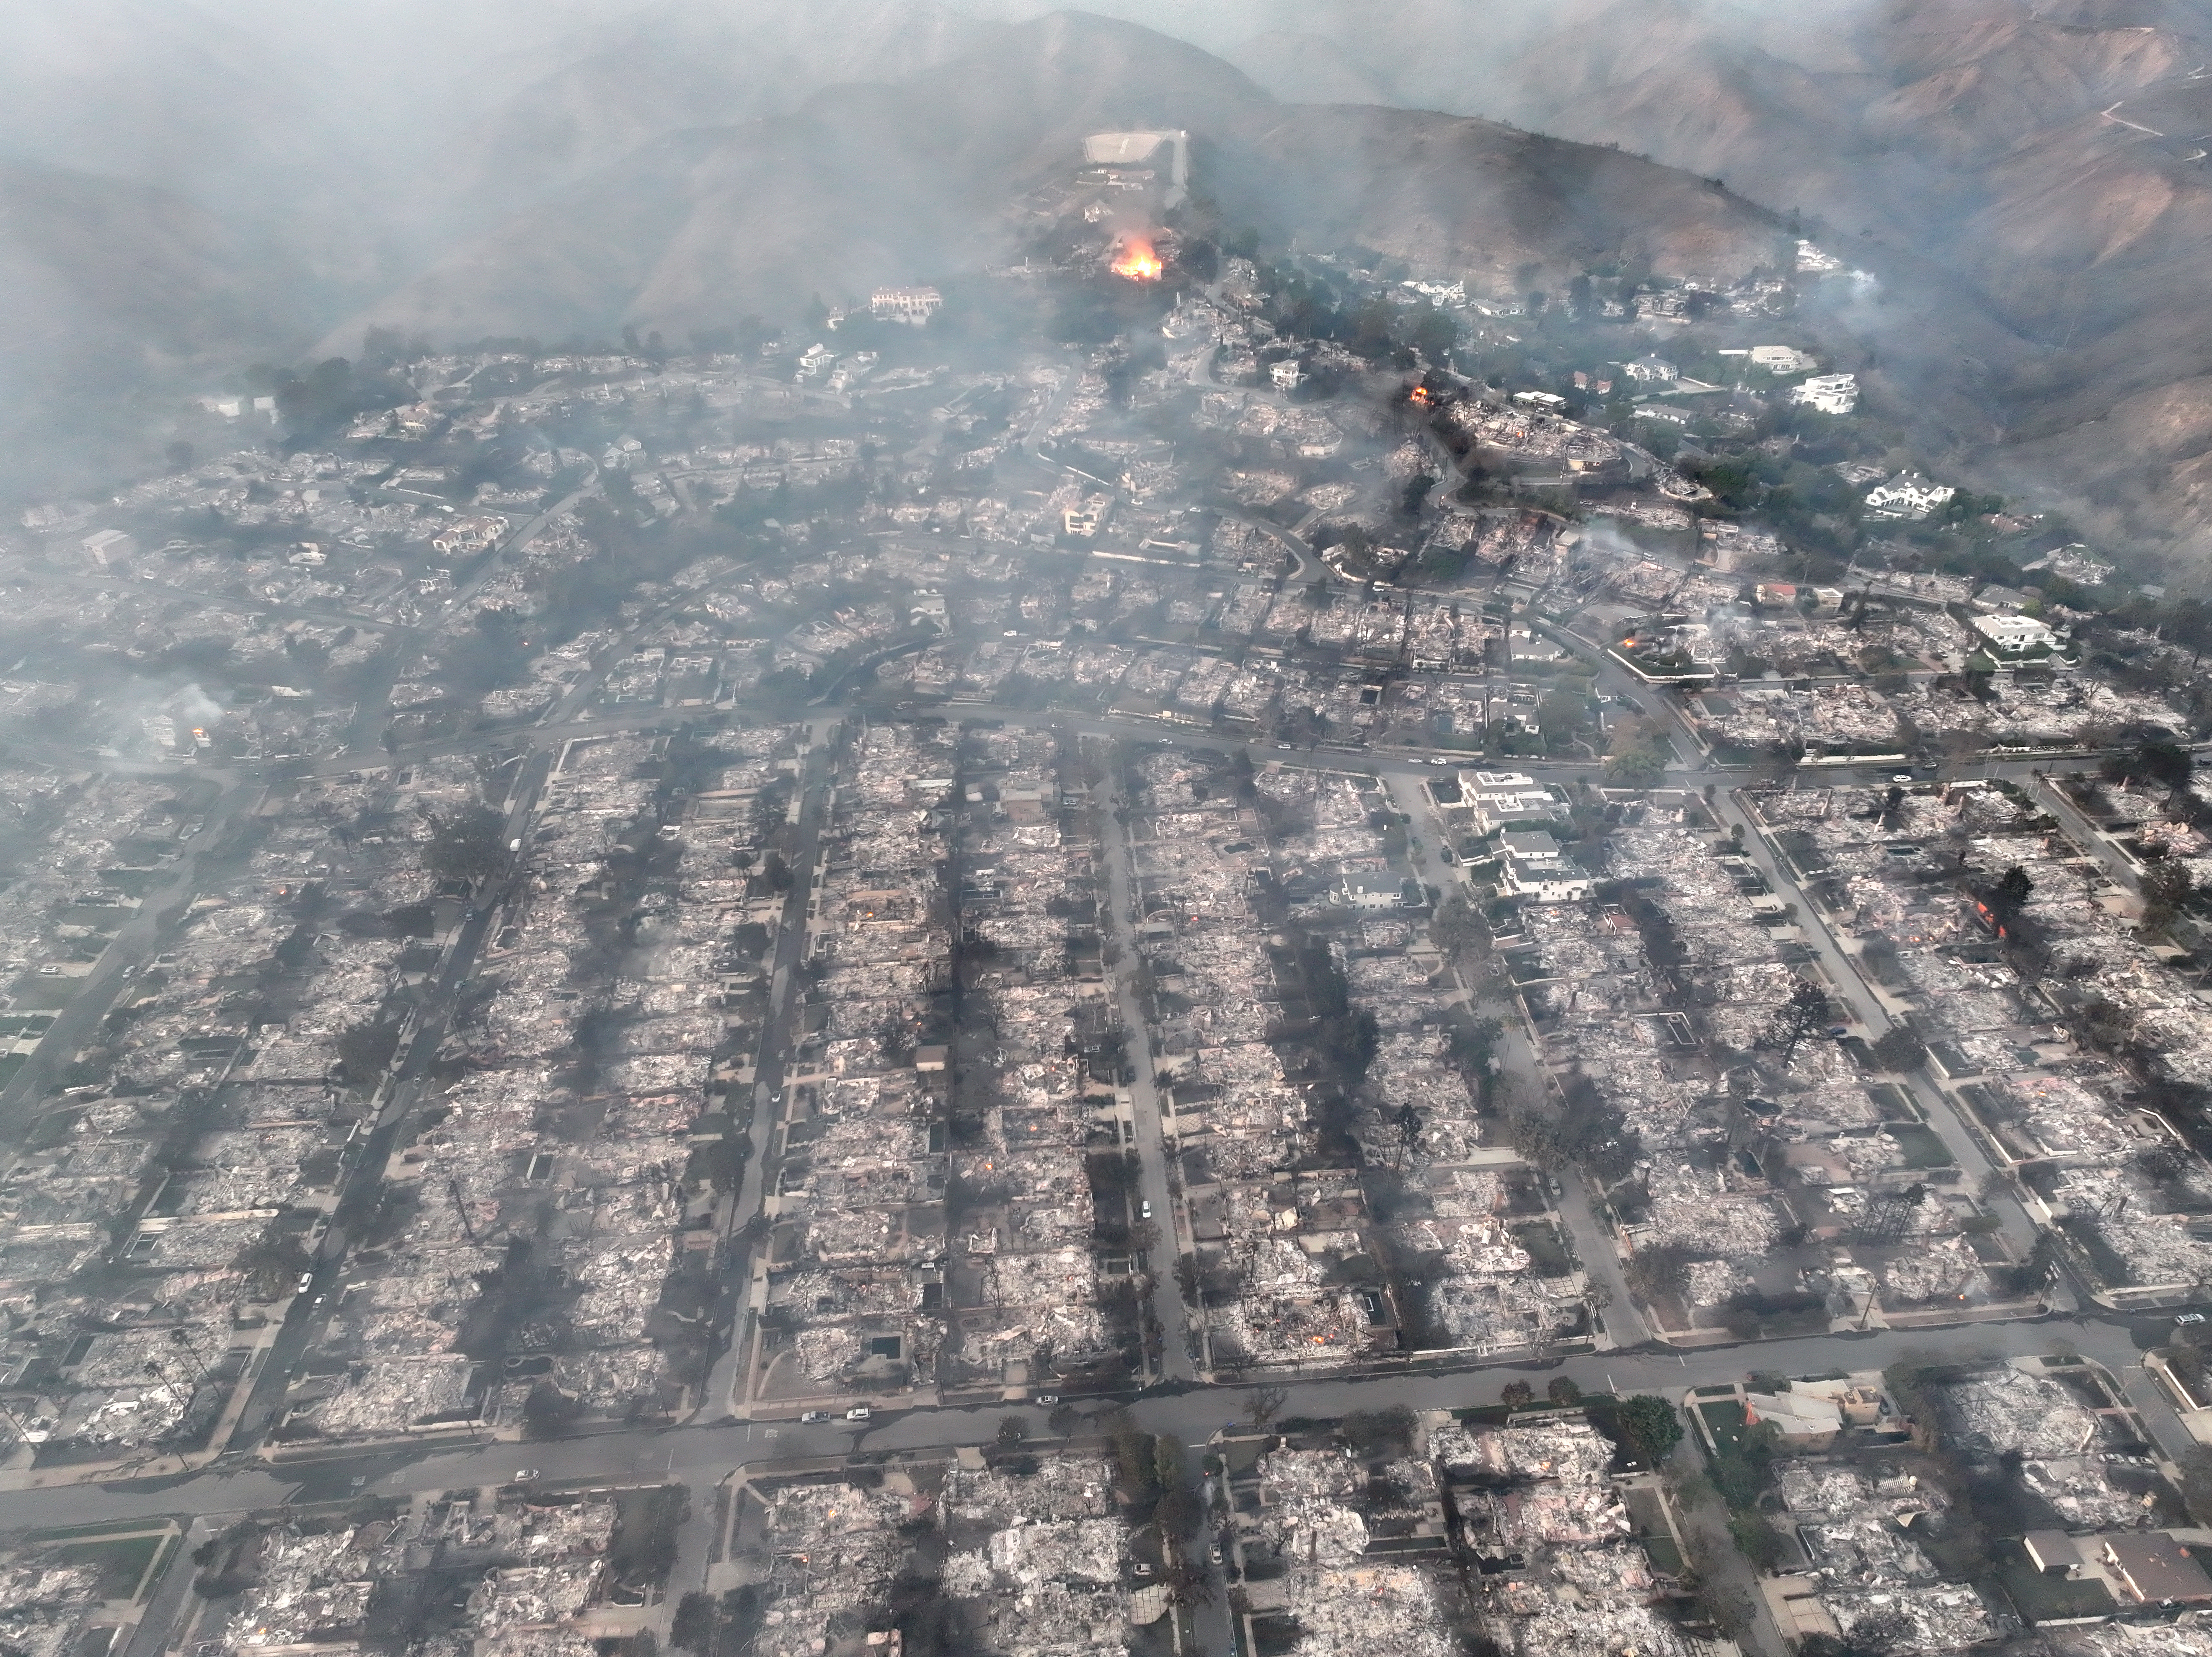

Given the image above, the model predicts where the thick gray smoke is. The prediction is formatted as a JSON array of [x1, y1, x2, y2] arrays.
[[4, 0, 2211, 561]]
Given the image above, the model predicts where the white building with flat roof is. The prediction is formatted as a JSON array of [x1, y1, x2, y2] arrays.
[[1749, 345, 1819, 374], [1863, 470, 1956, 521], [1498, 831, 1591, 903], [1971, 613, 2058, 657], [1790, 373, 1858, 415], [870, 286, 943, 326], [1081, 130, 1189, 207]]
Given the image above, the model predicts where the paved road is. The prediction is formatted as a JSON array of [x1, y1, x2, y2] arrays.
[[117, 1517, 207, 1657], [226, 750, 558, 1453], [2029, 769, 2144, 895], [3, 583, 2190, 1657], [1091, 748, 1198, 1384], [0, 1307, 2182, 1537], [714, 718, 841, 1419], [1018, 363, 1078, 460], [1222, 509, 1320, 585], [1708, 787, 2048, 1264]]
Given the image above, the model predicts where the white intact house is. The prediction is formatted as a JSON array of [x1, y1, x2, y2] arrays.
[[1788, 372, 1858, 416], [869, 286, 943, 326], [1970, 613, 2059, 658], [1498, 831, 1592, 903], [1862, 470, 1956, 521], [1339, 871, 1423, 911], [1749, 345, 1819, 375], [1459, 771, 1566, 835]]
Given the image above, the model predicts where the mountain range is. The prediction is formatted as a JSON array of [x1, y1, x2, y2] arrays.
[[1199, 0, 2212, 562], [334, 12, 1784, 348], [10, 0, 2212, 571]]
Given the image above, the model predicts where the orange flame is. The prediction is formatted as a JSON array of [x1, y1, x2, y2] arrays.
[[1112, 237, 1163, 281], [1409, 386, 1434, 407]]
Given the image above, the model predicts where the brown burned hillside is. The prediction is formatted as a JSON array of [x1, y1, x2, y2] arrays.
[[1234, 103, 1785, 296], [1218, 0, 2212, 564], [333, 11, 1785, 353]]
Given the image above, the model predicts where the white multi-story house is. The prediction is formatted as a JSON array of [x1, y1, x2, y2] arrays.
[[1499, 831, 1592, 903], [1789, 372, 1858, 415]]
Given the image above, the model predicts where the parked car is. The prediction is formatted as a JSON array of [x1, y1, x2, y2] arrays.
[[1139, 1200, 1153, 1220], [514, 1469, 540, 1481], [845, 1406, 873, 1422], [800, 1411, 831, 1423], [2178, 1312, 2206, 1326], [1036, 1394, 1059, 1406]]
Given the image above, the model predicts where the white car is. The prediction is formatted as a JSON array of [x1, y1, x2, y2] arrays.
[[845, 1406, 873, 1422], [514, 1469, 540, 1481], [2178, 1312, 2206, 1326]]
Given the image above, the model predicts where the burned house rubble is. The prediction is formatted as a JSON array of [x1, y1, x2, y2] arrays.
[[745, 718, 1128, 1407], [1124, 748, 1586, 1373], [174, 1482, 660, 1657], [0, 1535, 147, 1657], [1229, 1409, 1698, 1657], [10, 113, 2212, 1657], [1496, 790, 2017, 1341], [1726, 1354, 2189, 1653], [748, 720, 957, 1407], [1753, 777, 2212, 1307], [0, 763, 471, 1462], [1233, 1443, 1458, 1657], [944, 727, 1126, 1390], [1768, 1454, 1998, 1651], [747, 1452, 1145, 1657], [273, 728, 806, 1438]]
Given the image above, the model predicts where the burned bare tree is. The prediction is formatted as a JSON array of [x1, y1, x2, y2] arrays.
[[1762, 979, 1834, 1068]]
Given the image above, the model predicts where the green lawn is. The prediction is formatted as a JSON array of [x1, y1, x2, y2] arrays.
[[1889, 1123, 1956, 1168], [1697, 1399, 1748, 1452], [44, 1533, 167, 1600], [1621, 1484, 1685, 1574], [1868, 1083, 1917, 1120]]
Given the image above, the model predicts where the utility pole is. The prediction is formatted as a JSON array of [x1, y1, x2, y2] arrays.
[[449, 1177, 478, 1243]]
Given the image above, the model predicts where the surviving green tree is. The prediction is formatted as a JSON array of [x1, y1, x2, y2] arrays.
[[1614, 1394, 1684, 1467], [1870, 1026, 1926, 1072]]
